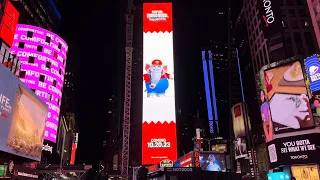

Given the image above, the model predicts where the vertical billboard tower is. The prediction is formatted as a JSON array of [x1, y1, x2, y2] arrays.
[[201, 50, 219, 135], [10, 24, 68, 143], [142, 3, 177, 165]]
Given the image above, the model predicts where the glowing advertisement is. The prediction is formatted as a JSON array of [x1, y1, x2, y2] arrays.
[[0, 63, 48, 161], [267, 172, 290, 180], [198, 152, 226, 172], [142, 3, 177, 165], [202, 50, 219, 134], [231, 103, 246, 138], [10, 24, 68, 143], [267, 133, 320, 168], [0, 0, 19, 47], [291, 165, 320, 180], [304, 55, 320, 93], [257, 0, 282, 38], [257, 60, 320, 143]]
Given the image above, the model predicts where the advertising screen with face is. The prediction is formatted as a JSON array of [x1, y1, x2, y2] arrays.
[[235, 137, 248, 159], [142, 3, 177, 165], [199, 152, 226, 172], [10, 24, 68, 143], [257, 59, 320, 143], [264, 61, 314, 134], [0, 64, 48, 161]]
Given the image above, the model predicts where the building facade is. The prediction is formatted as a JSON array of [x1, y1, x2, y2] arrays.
[[243, 0, 318, 74], [307, 0, 320, 49], [11, 0, 61, 33], [233, 0, 320, 178]]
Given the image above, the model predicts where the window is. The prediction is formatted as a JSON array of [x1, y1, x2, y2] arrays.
[[53, 80, 57, 87], [46, 61, 51, 68], [31, 89, 36, 93], [54, 51, 58, 58], [57, 99, 60, 106], [45, 36, 51, 43], [286, 0, 294, 6], [288, 9, 296, 17], [28, 56, 35, 64], [291, 20, 299, 28], [19, 71, 26, 78], [58, 43, 62, 49], [282, 19, 288, 28], [304, 32, 316, 54], [296, 0, 305, 5], [18, 42, 25, 48], [302, 20, 309, 28], [294, 32, 304, 54], [39, 74, 45, 82], [59, 68, 62, 75], [27, 31, 33, 38], [298, 9, 306, 17], [37, 45, 43, 52]]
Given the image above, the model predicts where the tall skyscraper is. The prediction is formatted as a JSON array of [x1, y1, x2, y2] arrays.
[[243, 0, 318, 75], [62, 71, 76, 112], [11, 0, 61, 32], [233, 0, 320, 178], [307, 0, 320, 49], [196, 1, 242, 139]]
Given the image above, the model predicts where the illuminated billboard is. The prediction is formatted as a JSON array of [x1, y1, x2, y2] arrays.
[[0, 0, 19, 47], [142, 3, 177, 165], [256, 0, 282, 38], [10, 24, 68, 143], [231, 102, 246, 138], [202, 50, 219, 135], [257, 59, 320, 143], [304, 55, 320, 94], [267, 133, 320, 168], [0, 63, 48, 161]]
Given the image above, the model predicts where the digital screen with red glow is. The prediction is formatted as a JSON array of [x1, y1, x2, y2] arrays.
[[142, 3, 177, 165], [0, 0, 19, 46], [70, 143, 76, 165]]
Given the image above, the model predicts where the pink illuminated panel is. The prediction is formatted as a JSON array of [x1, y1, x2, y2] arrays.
[[10, 24, 68, 143]]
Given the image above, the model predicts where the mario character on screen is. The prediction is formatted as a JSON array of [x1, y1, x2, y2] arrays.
[[143, 59, 173, 97]]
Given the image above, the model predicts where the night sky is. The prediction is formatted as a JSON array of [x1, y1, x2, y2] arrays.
[[58, 0, 242, 165], [58, 0, 122, 165]]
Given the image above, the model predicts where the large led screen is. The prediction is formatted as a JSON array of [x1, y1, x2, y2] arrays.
[[0, 0, 19, 47], [257, 59, 320, 143], [0, 63, 48, 161], [199, 152, 226, 172], [304, 55, 320, 94], [10, 24, 68, 143], [142, 3, 177, 165]]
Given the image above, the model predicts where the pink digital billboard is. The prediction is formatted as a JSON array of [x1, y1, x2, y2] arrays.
[[10, 24, 68, 143]]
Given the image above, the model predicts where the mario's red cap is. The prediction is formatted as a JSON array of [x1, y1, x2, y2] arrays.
[[152, 59, 162, 65]]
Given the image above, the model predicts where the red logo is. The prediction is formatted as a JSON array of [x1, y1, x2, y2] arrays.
[[0, 112, 8, 118], [234, 105, 241, 118], [143, 3, 173, 33]]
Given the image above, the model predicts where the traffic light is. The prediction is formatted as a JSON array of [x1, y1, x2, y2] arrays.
[[137, 166, 148, 180]]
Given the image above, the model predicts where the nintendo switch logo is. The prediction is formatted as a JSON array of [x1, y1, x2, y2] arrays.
[[234, 105, 241, 118], [309, 66, 319, 76]]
